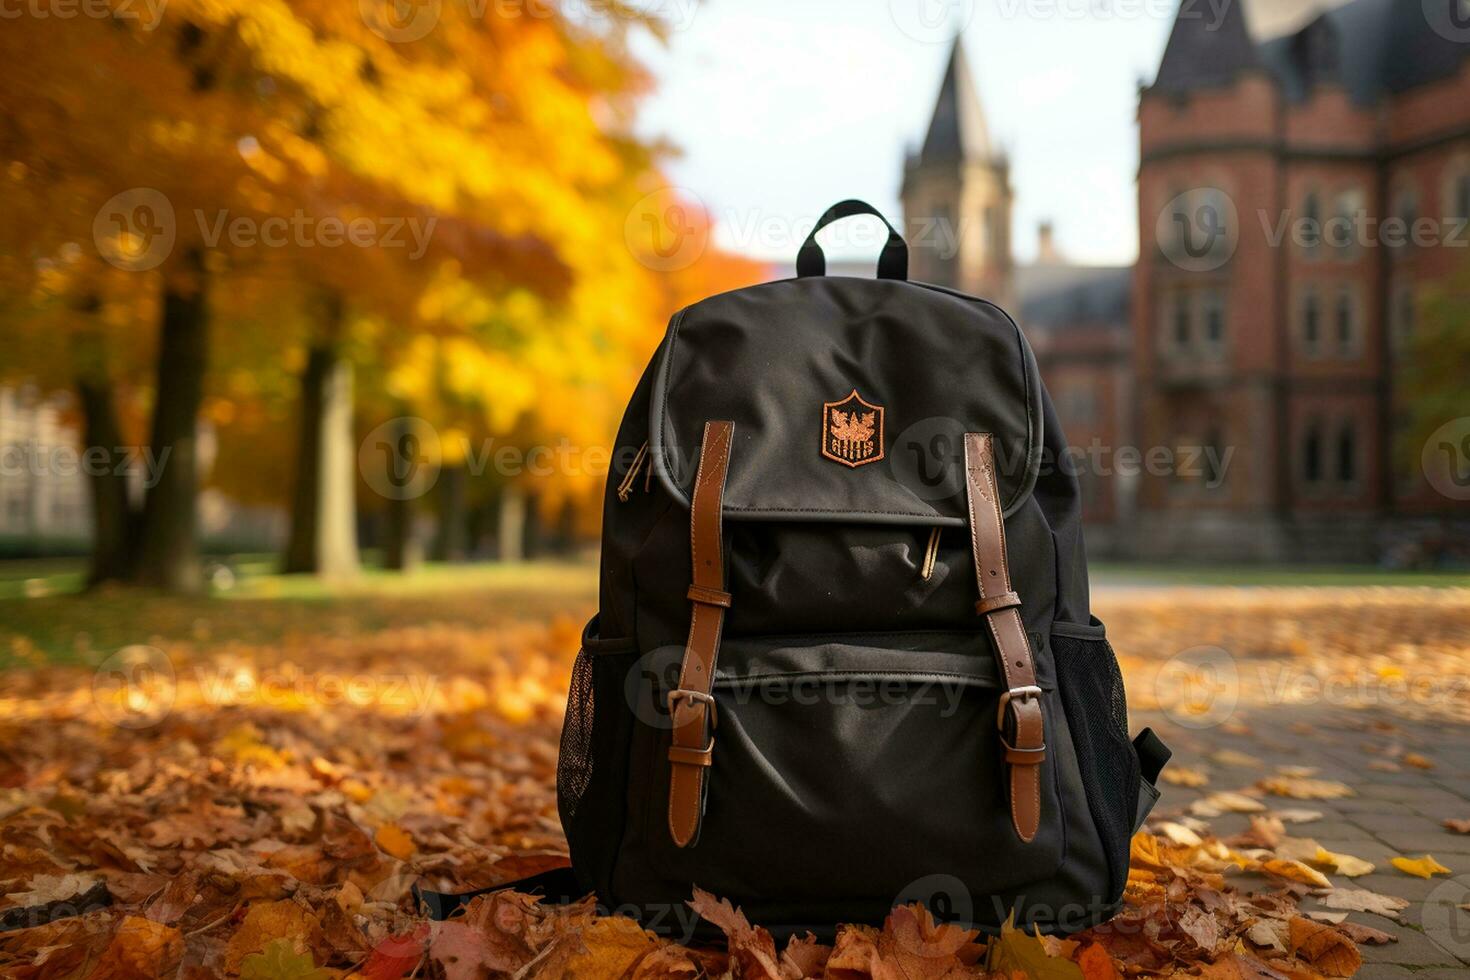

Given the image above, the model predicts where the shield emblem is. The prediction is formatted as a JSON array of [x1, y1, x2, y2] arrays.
[[822, 389, 885, 468]]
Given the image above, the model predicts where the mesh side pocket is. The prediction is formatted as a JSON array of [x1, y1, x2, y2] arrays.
[[1051, 627, 1141, 903], [556, 638, 638, 898], [557, 650, 597, 825]]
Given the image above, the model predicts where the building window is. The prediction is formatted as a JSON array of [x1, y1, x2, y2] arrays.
[[1454, 173, 1470, 222], [1391, 283, 1416, 352], [1391, 183, 1419, 256], [1336, 423, 1357, 484], [1202, 290, 1225, 347], [1302, 190, 1322, 254], [1302, 288, 1321, 354], [1303, 423, 1324, 484], [1330, 189, 1364, 259], [1335, 288, 1357, 354], [1172, 293, 1191, 348], [1203, 426, 1226, 487]]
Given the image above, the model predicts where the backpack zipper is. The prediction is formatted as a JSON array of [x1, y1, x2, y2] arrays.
[[617, 441, 650, 502]]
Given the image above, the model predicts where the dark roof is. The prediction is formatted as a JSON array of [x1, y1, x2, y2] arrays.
[[917, 38, 993, 167], [1016, 264, 1131, 331], [1160, 0, 1470, 106], [1152, 0, 1262, 94]]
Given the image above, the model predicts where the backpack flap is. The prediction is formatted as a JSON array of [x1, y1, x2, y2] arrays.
[[648, 275, 1044, 526]]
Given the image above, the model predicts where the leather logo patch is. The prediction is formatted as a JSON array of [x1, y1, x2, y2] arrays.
[[822, 390, 885, 468]]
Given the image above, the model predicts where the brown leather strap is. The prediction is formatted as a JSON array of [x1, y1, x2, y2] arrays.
[[962, 432, 1046, 843], [667, 420, 735, 847]]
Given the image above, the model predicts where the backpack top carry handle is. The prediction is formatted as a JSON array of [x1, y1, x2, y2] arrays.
[[795, 198, 909, 281]]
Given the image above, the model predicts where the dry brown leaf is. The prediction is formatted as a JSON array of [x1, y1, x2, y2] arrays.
[[1444, 818, 1470, 834], [1318, 887, 1409, 920], [1257, 777, 1355, 800], [89, 916, 184, 980], [1332, 920, 1397, 945], [1287, 916, 1361, 977], [223, 900, 323, 973], [1163, 767, 1210, 788]]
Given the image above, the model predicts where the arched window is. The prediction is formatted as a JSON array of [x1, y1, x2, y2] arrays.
[[1303, 423, 1324, 484], [1331, 189, 1364, 258], [1202, 290, 1225, 347], [1336, 423, 1357, 483]]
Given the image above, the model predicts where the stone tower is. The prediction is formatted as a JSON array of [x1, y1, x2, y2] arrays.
[[900, 37, 1013, 307]]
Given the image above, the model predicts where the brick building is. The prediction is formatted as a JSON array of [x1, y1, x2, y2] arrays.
[[902, 6, 1470, 563], [1134, 0, 1470, 560]]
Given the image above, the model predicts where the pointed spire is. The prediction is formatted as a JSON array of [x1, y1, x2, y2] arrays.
[[1152, 0, 1262, 94], [918, 36, 992, 167]]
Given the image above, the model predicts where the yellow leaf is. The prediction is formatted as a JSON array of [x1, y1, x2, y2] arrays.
[[561, 915, 658, 978], [1314, 846, 1374, 877], [1260, 858, 1333, 888], [375, 822, 417, 860], [985, 912, 1085, 979], [1258, 777, 1355, 800], [1391, 855, 1451, 879]]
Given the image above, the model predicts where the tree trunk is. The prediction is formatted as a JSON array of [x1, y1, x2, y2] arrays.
[[132, 251, 208, 593], [77, 376, 138, 584], [283, 294, 360, 577], [382, 417, 418, 571], [432, 465, 467, 562], [71, 306, 138, 585], [497, 485, 526, 563]]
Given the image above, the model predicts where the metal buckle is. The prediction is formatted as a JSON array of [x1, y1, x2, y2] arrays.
[[667, 689, 718, 732], [996, 685, 1043, 730]]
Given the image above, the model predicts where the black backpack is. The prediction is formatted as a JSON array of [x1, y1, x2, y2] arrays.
[[554, 200, 1169, 938]]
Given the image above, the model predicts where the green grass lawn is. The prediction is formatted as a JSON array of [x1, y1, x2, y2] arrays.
[[1090, 562, 1470, 588], [0, 557, 599, 668], [3, 554, 1467, 669]]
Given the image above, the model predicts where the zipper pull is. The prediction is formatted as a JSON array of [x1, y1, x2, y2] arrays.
[[920, 527, 941, 581], [617, 441, 650, 502]]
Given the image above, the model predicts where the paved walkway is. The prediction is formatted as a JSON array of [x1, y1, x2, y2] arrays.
[[1135, 701, 1470, 977]]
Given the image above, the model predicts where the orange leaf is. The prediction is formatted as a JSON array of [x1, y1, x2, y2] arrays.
[[1077, 942, 1121, 980], [1287, 916, 1362, 977], [374, 822, 416, 860]]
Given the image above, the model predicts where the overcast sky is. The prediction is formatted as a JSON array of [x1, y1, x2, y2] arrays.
[[631, 0, 1336, 268]]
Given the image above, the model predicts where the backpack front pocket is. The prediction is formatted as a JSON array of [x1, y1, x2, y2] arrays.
[[611, 633, 1068, 928]]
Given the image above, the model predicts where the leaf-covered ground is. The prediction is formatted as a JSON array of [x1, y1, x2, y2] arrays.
[[0, 578, 1467, 978]]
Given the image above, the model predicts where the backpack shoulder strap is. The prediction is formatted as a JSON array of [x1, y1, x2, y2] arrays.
[[962, 432, 1046, 843]]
